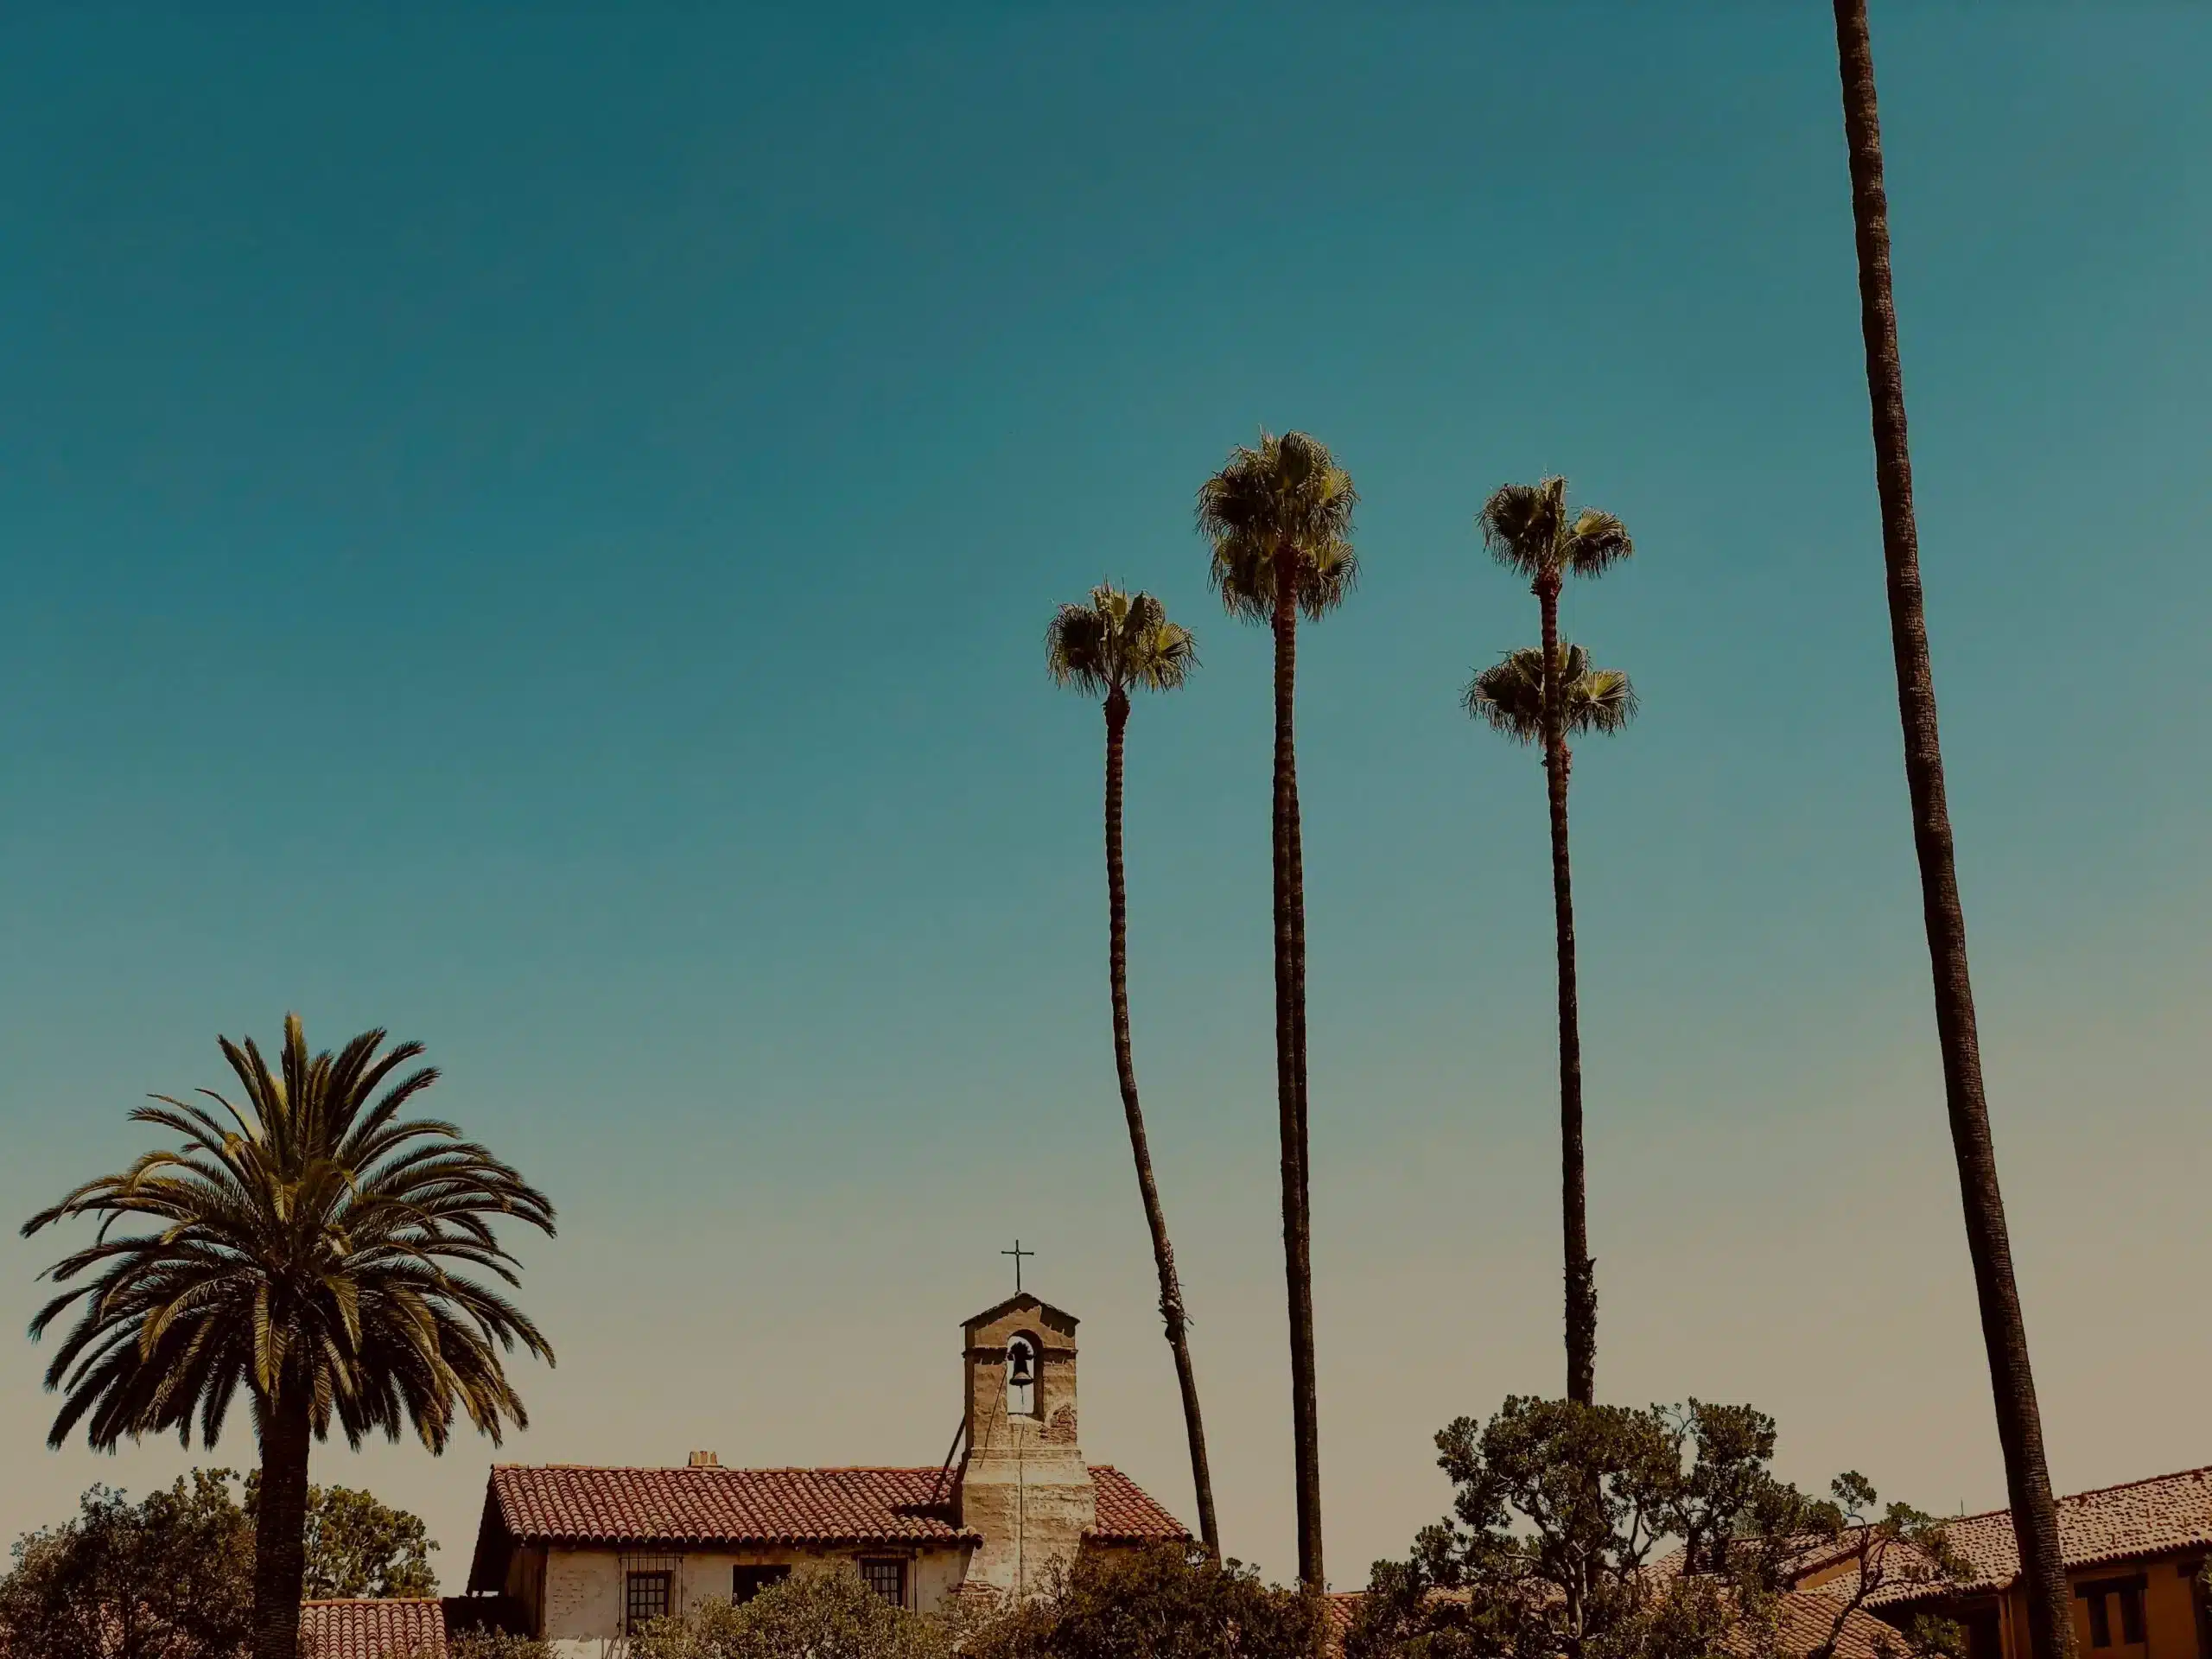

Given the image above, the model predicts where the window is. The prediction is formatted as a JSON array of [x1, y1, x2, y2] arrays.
[[733, 1566, 791, 1605], [861, 1559, 906, 1607], [626, 1571, 672, 1633], [2078, 1577, 2149, 1650], [2087, 1593, 2112, 1649]]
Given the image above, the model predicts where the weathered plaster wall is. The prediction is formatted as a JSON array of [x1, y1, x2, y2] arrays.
[[535, 1542, 976, 1652]]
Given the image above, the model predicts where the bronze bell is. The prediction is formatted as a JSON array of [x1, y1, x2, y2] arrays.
[[1007, 1343, 1036, 1387]]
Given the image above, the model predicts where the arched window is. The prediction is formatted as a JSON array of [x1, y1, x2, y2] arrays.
[[1006, 1333, 1039, 1418]]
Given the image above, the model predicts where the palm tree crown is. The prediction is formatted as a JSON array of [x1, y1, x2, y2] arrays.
[[1046, 585, 1198, 700], [1196, 430, 1358, 620], [1479, 477, 1634, 588], [1465, 644, 1638, 744], [24, 1015, 556, 1455]]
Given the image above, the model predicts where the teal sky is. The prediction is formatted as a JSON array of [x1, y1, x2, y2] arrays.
[[4, 3, 2209, 1592]]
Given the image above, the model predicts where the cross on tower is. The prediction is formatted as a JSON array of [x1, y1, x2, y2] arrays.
[[1001, 1239, 1034, 1294]]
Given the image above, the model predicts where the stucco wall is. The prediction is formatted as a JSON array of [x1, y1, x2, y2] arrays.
[[536, 1542, 976, 1653]]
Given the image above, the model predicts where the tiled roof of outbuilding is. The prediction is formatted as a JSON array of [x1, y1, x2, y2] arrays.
[[300, 1599, 445, 1659], [1088, 1465, 1192, 1543], [1806, 1465, 2212, 1606]]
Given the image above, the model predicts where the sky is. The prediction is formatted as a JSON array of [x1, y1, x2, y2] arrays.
[[3, 1, 2209, 1595]]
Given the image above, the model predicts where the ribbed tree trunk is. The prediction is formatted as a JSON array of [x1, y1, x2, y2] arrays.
[[251, 1384, 312, 1659], [1537, 577, 1597, 1408], [1830, 8, 2073, 1659], [1271, 563, 1324, 1593], [1103, 689, 1222, 1559]]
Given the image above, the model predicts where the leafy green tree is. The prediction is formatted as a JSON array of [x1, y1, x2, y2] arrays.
[[245, 1477, 439, 1599], [1046, 583, 1216, 1557], [1347, 1397, 1959, 1659], [628, 1567, 950, 1659], [964, 1544, 1319, 1659], [1197, 429, 1358, 1592], [1827, 9, 2074, 1659], [22, 1016, 556, 1659], [0, 1471, 253, 1659], [1463, 632, 1635, 1408]]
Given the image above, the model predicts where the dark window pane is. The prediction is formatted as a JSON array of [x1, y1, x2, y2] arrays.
[[2121, 1587, 2146, 1646], [734, 1566, 791, 1605], [861, 1559, 906, 1606], [2088, 1592, 2113, 1649], [626, 1571, 672, 1633]]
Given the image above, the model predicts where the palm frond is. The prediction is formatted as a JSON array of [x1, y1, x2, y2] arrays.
[[22, 1015, 556, 1456], [1197, 430, 1359, 623], [1478, 478, 1633, 585], [1046, 584, 1198, 699], [1464, 642, 1640, 744]]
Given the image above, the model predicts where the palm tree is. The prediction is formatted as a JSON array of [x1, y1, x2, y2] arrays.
[[1196, 429, 1357, 1592], [1828, 7, 2073, 1658], [1046, 582, 1219, 1559], [1477, 481, 1633, 1408], [22, 1015, 556, 1659]]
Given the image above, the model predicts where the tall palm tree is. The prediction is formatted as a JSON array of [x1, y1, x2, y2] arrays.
[[22, 1015, 556, 1659], [1196, 429, 1357, 1592], [1046, 582, 1219, 1558], [1477, 481, 1633, 1408], [1829, 7, 2073, 1658]]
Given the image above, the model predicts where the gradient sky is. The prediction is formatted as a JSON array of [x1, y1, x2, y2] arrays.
[[3, 2, 2209, 1594]]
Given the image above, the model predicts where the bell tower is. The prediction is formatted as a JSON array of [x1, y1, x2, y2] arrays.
[[953, 1292, 1095, 1597]]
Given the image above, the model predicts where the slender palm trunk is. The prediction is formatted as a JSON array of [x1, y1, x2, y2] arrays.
[[1537, 578, 1597, 1408], [1831, 9, 2072, 1659], [1103, 690, 1222, 1558], [251, 1385, 311, 1659], [1271, 565, 1324, 1592]]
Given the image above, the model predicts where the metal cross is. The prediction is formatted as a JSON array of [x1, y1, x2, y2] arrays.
[[1001, 1239, 1033, 1294]]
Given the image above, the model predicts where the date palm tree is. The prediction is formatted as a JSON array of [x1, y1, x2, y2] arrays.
[[1829, 6, 2073, 1657], [22, 1015, 556, 1659], [1196, 429, 1357, 1592], [1477, 480, 1633, 1408], [1046, 582, 1218, 1558]]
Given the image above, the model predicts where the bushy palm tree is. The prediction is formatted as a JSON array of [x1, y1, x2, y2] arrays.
[[1476, 479, 1634, 1410], [1196, 429, 1357, 1592], [1828, 6, 2073, 1657], [22, 1016, 556, 1659], [1046, 582, 1218, 1557]]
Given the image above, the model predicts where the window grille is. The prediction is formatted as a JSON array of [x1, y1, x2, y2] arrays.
[[860, 1559, 906, 1607], [620, 1553, 685, 1633]]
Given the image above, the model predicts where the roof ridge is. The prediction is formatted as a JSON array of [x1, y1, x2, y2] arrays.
[[495, 1463, 945, 1474], [300, 1599, 444, 1607], [1925, 1464, 2212, 1530]]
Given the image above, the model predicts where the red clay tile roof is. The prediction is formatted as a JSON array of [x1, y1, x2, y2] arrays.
[[1087, 1465, 1192, 1544], [300, 1599, 445, 1659], [486, 1464, 979, 1548], [480, 1461, 1186, 1552], [1802, 1466, 2212, 1607]]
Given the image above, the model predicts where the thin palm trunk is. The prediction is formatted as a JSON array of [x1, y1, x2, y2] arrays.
[[1272, 564, 1324, 1592], [1537, 580, 1597, 1408], [1831, 8, 2072, 1658], [251, 1387, 311, 1659], [1103, 690, 1222, 1559]]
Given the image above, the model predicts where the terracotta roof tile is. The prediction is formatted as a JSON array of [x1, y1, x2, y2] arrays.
[[484, 1461, 1186, 1550], [1814, 1466, 2212, 1605], [488, 1464, 977, 1548], [1086, 1465, 1192, 1544], [300, 1599, 445, 1659]]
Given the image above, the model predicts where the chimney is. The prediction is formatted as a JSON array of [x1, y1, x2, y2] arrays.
[[687, 1450, 720, 1468]]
